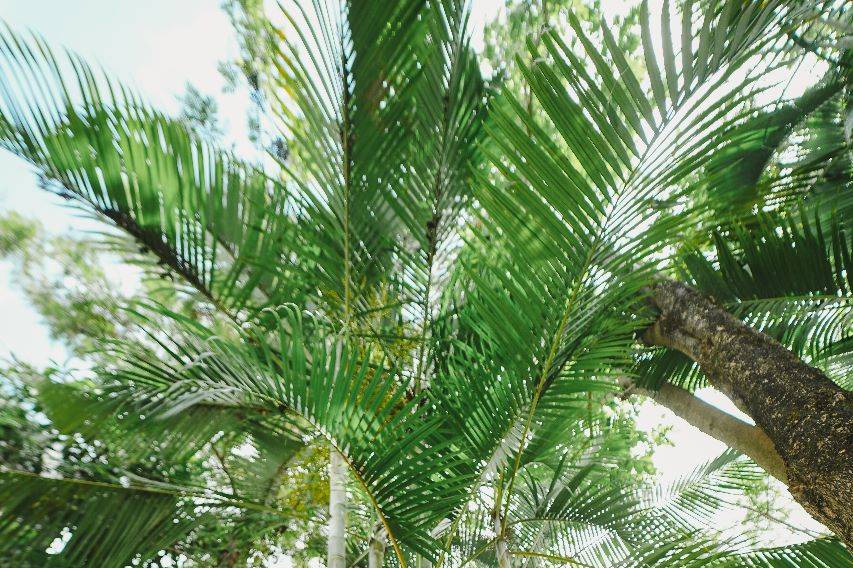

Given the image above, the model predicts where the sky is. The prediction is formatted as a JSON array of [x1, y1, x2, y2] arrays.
[[0, 0, 826, 554]]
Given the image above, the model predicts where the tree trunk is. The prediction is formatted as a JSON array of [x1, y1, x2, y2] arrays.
[[368, 522, 385, 568], [328, 449, 347, 568], [493, 510, 513, 568], [495, 539, 512, 568], [645, 279, 853, 547]]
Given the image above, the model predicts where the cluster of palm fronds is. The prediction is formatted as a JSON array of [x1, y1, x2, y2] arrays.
[[0, 0, 850, 566]]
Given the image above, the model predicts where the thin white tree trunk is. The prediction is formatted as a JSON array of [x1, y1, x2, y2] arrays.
[[368, 522, 385, 568], [327, 449, 347, 568], [495, 538, 512, 568], [493, 510, 512, 568]]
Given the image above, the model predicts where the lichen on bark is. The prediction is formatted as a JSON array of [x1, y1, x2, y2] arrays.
[[645, 280, 853, 547]]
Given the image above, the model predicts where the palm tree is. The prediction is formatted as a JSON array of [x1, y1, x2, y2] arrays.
[[0, 0, 850, 566]]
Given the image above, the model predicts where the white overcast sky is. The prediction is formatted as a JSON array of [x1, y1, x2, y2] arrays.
[[0, 0, 826, 547]]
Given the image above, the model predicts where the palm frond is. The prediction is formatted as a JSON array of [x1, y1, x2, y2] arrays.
[[0, 24, 303, 322], [635, 450, 762, 536], [261, 0, 427, 323], [0, 470, 283, 568], [694, 77, 845, 220], [37, 380, 280, 466], [495, 448, 843, 568], [85, 305, 473, 561], [435, 0, 799, 548], [639, 209, 852, 390], [707, 537, 852, 568]]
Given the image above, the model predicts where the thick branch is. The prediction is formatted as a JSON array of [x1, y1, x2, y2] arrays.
[[645, 279, 853, 547], [619, 378, 787, 483]]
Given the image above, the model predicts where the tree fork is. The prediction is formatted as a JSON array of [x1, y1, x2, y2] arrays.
[[645, 279, 853, 547]]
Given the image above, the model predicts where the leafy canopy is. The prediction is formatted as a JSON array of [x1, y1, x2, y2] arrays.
[[0, 0, 850, 566]]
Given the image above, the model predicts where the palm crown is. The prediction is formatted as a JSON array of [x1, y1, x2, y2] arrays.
[[0, 0, 850, 566]]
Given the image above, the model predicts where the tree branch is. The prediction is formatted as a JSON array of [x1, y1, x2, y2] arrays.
[[618, 378, 787, 483]]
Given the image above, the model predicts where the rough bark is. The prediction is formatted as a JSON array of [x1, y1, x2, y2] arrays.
[[618, 378, 788, 483], [645, 279, 853, 547], [327, 449, 347, 568]]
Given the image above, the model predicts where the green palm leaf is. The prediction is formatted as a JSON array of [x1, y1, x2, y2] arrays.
[[0, 24, 303, 322], [0, 470, 284, 568], [434, 0, 800, 551], [639, 209, 852, 390], [78, 305, 473, 561]]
